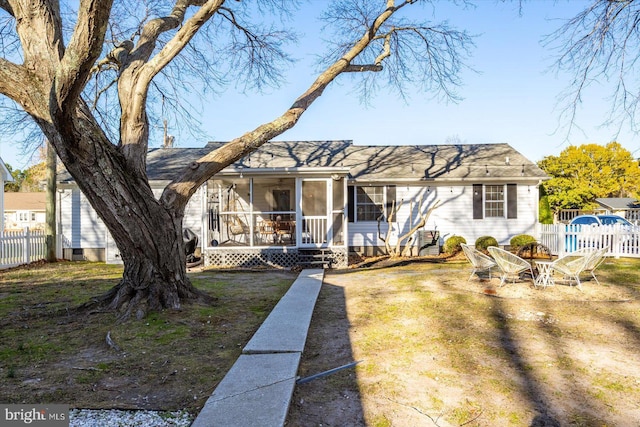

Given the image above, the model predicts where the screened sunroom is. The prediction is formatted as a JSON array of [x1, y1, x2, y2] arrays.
[[201, 169, 350, 268]]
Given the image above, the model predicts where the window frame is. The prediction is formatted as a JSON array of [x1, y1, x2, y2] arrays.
[[473, 183, 518, 220], [355, 185, 386, 222], [484, 184, 506, 218]]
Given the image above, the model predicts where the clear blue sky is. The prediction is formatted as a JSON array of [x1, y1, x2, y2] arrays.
[[1, 1, 639, 169]]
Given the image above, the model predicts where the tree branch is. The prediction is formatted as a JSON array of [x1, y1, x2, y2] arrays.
[[140, 0, 223, 85], [0, 58, 30, 104], [53, 0, 114, 118], [0, 0, 14, 16], [161, 1, 405, 211], [343, 64, 384, 72]]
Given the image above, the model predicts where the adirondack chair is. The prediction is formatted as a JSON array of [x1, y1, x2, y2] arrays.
[[487, 246, 534, 286], [460, 243, 497, 281]]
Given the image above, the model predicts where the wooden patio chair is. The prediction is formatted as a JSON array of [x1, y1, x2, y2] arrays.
[[549, 252, 592, 291], [487, 246, 534, 287], [460, 243, 497, 281]]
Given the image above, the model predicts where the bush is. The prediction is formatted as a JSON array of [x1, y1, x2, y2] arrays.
[[475, 236, 498, 251], [443, 235, 466, 254], [510, 234, 536, 250]]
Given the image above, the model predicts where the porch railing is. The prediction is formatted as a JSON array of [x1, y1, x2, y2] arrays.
[[555, 208, 606, 224], [1, 228, 47, 269], [537, 223, 640, 258], [301, 216, 327, 245]]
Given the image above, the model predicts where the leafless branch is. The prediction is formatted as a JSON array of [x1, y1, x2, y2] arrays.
[[317, 1, 475, 104], [546, 0, 640, 140]]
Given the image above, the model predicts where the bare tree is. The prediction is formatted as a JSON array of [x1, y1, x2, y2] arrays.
[[378, 197, 440, 257], [547, 0, 640, 137], [0, 0, 473, 320]]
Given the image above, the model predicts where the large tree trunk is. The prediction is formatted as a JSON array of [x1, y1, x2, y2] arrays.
[[74, 160, 214, 320], [0, 0, 420, 320], [41, 107, 213, 320], [100, 208, 211, 321]]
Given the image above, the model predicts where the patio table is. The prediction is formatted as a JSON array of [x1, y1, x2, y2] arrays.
[[534, 260, 554, 288]]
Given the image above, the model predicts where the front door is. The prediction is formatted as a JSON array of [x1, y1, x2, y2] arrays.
[[300, 179, 329, 247]]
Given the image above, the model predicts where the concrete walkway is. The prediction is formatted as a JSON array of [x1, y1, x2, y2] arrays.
[[191, 269, 324, 427]]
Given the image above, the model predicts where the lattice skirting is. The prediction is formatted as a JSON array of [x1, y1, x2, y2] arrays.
[[203, 247, 348, 269]]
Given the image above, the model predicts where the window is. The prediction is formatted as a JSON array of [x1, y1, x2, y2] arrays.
[[473, 184, 517, 219], [18, 212, 28, 221], [356, 186, 384, 221], [31, 212, 37, 221], [485, 185, 504, 217], [348, 185, 396, 222]]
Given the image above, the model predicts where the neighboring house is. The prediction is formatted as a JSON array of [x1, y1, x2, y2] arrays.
[[595, 197, 640, 224], [3, 192, 46, 231], [0, 157, 13, 232], [57, 140, 549, 267], [595, 197, 639, 213]]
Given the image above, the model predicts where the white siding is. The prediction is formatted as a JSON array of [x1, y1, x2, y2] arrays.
[[61, 185, 204, 256], [349, 182, 540, 249], [59, 188, 106, 250], [0, 179, 4, 231], [183, 187, 203, 238]]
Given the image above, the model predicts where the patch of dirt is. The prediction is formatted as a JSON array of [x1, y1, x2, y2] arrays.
[[286, 256, 640, 426]]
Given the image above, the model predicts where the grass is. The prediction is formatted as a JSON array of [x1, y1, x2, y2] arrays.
[[288, 256, 640, 427], [0, 261, 295, 412], [2, 257, 640, 426]]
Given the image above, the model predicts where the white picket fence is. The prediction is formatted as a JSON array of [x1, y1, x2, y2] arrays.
[[537, 223, 640, 258], [0, 228, 47, 269]]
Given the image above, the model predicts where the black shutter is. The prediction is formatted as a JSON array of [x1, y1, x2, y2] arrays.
[[473, 184, 483, 219], [507, 183, 517, 219], [347, 186, 354, 222], [386, 185, 396, 218]]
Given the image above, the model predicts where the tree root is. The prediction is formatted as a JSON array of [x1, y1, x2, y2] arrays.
[[76, 279, 217, 322]]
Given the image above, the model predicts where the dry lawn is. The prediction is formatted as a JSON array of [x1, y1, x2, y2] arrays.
[[0, 261, 296, 413], [1, 257, 639, 427], [287, 256, 640, 427]]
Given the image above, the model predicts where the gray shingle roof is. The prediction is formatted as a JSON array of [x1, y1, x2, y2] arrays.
[[145, 140, 548, 182], [595, 197, 640, 210]]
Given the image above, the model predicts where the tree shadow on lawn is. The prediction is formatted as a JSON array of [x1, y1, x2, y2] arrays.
[[293, 258, 640, 426], [286, 282, 365, 426]]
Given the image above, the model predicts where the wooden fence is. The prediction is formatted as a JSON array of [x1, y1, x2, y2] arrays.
[[0, 228, 47, 269], [537, 223, 640, 258]]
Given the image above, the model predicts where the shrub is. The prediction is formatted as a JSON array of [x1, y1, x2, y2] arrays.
[[539, 195, 553, 224], [510, 234, 536, 250], [475, 236, 498, 251], [443, 235, 466, 254]]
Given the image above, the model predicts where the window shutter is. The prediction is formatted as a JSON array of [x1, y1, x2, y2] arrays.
[[507, 183, 517, 219], [473, 184, 483, 219], [386, 185, 396, 218], [347, 186, 354, 222]]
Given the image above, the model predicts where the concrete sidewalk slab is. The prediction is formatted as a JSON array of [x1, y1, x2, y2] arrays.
[[243, 269, 324, 354], [192, 269, 324, 427], [191, 352, 300, 427]]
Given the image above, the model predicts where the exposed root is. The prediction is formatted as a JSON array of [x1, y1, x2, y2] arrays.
[[76, 279, 217, 322]]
